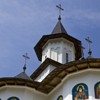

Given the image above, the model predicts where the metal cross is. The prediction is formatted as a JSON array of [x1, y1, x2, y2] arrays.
[[85, 37, 92, 56], [85, 37, 92, 51], [22, 53, 30, 72], [56, 4, 64, 20]]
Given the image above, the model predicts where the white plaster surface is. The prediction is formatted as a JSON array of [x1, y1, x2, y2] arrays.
[[0, 70, 100, 100], [49, 69, 100, 100], [35, 65, 56, 82], [0, 86, 47, 100], [42, 38, 75, 64]]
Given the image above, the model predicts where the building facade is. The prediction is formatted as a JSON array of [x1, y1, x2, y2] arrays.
[[0, 16, 100, 100]]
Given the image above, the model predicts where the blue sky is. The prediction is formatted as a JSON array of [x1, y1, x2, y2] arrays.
[[0, 0, 100, 77]]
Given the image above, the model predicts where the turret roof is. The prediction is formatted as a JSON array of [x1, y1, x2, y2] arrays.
[[52, 19, 68, 34], [15, 72, 32, 80]]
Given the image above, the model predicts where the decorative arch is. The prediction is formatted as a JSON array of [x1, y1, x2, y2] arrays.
[[72, 83, 88, 100], [7, 97, 20, 100], [94, 82, 100, 99], [57, 95, 63, 100]]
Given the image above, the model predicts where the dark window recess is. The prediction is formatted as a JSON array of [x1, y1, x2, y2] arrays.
[[66, 53, 68, 63]]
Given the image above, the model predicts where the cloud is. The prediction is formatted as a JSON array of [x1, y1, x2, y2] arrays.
[[65, 9, 100, 23], [0, 0, 56, 23], [0, 0, 100, 77]]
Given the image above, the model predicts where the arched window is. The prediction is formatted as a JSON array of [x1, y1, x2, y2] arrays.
[[72, 83, 88, 100], [8, 97, 20, 100], [57, 95, 63, 100], [94, 82, 100, 99]]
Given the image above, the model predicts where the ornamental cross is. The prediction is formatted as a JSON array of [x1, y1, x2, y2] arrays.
[[56, 4, 64, 20], [22, 53, 30, 72], [85, 37, 92, 51], [85, 37, 92, 56]]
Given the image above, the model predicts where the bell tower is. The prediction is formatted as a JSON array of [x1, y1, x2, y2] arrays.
[[34, 20, 82, 64], [34, 5, 82, 64]]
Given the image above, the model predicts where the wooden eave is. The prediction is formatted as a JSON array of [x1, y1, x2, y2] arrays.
[[0, 78, 40, 89], [36, 58, 100, 94], [30, 58, 62, 80], [34, 33, 82, 61], [1, 59, 100, 94]]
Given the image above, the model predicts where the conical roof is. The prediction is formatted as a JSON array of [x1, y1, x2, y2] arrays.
[[52, 18, 68, 34], [15, 72, 32, 80]]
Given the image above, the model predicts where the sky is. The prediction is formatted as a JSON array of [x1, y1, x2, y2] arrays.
[[0, 0, 100, 77]]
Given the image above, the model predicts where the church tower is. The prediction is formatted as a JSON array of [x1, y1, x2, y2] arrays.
[[1, 4, 100, 100], [34, 16, 82, 64], [31, 4, 83, 84]]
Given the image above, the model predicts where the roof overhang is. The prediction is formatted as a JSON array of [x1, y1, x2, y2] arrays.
[[33, 58, 100, 94], [30, 58, 62, 80], [1, 59, 100, 94], [0, 78, 39, 89]]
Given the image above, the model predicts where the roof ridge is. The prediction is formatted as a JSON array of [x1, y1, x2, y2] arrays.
[[52, 20, 68, 34], [15, 72, 32, 80]]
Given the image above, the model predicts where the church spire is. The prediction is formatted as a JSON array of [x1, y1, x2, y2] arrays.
[[52, 4, 68, 34], [15, 53, 31, 80], [85, 37, 92, 58], [22, 53, 30, 72], [34, 4, 82, 62], [51, 20, 68, 34], [56, 4, 64, 21]]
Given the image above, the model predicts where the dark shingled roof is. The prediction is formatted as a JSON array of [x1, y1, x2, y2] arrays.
[[52, 20, 68, 34], [30, 58, 62, 80], [0, 58, 100, 94], [15, 72, 32, 80], [0, 78, 39, 90]]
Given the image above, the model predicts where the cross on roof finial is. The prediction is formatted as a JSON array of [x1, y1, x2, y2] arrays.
[[56, 4, 64, 20], [85, 37, 92, 57], [22, 53, 30, 72]]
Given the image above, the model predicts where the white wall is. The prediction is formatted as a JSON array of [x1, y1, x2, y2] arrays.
[[49, 69, 100, 100], [35, 65, 56, 82], [42, 38, 75, 64], [0, 70, 100, 100], [0, 86, 47, 100]]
